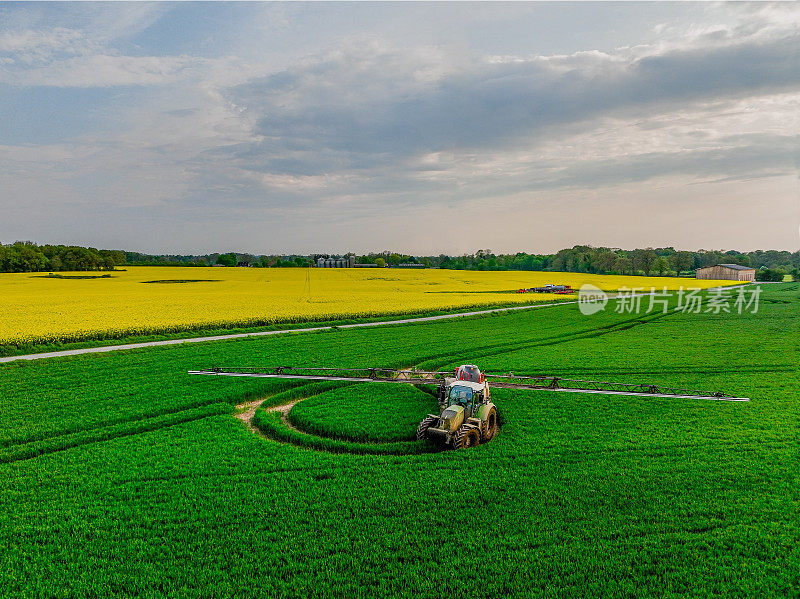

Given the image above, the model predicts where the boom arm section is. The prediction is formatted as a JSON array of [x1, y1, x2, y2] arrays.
[[188, 366, 749, 402], [188, 366, 451, 386]]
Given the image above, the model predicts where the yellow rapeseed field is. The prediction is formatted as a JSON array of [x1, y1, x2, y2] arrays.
[[0, 267, 740, 347]]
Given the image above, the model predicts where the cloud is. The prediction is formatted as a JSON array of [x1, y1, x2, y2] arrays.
[[0, 24, 213, 88], [538, 134, 797, 190], [241, 37, 797, 155], [3, 53, 210, 87], [0, 27, 94, 58], [221, 25, 799, 200], [0, 3, 167, 46], [0, 2, 797, 253]]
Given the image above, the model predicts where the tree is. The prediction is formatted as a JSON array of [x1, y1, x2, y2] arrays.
[[99, 249, 126, 267], [653, 256, 671, 276], [613, 257, 632, 274], [595, 250, 618, 273], [375, 257, 386, 268], [17, 244, 47, 272], [216, 253, 237, 267], [632, 248, 658, 275], [755, 268, 786, 282], [697, 249, 724, 268], [669, 251, 694, 274]]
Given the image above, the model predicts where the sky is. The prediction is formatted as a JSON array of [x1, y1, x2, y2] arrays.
[[0, 1, 798, 255]]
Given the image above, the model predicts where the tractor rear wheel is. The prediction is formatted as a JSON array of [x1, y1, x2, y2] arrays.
[[416, 415, 439, 440], [482, 407, 498, 441], [454, 426, 480, 449]]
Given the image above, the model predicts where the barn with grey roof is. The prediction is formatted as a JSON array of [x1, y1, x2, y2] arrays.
[[696, 264, 756, 281]]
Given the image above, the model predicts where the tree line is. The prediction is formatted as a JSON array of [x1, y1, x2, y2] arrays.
[[0, 242, 125, 273], [2, 241, 798, 279], [435, 246, 800, 278]]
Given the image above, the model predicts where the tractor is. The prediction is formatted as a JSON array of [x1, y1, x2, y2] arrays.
[[416, 365, 498, 448]]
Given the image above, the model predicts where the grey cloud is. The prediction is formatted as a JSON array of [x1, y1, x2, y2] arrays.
[[540, 136, 797, 190], [182, 133, 796, 218], [227, 32, 799, 170], [632, 36, 799, 101]]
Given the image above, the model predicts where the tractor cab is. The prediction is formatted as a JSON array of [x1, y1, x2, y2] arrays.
[[446, 380, 485, 418]]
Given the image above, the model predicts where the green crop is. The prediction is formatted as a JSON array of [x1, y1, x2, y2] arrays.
[[0, 283, 797, 598], [287, 383, 439, 443], [253, 410, 431, 455]]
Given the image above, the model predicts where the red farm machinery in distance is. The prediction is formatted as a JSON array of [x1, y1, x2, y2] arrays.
[[516, 284, 574, 294]]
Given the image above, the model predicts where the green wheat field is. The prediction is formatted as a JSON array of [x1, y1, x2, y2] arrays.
[[1, 284, 797, 598]]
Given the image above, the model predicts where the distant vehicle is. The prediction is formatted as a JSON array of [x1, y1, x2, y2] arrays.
[[517, 284, 574, 294]]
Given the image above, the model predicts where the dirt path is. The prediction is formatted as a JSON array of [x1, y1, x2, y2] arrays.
[[234, 398, 304, 437]]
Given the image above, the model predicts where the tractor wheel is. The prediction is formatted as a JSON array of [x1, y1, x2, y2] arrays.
[[482, 407, 498, 442], [416, 415, 439, 441], [454, 426, 480, 449]]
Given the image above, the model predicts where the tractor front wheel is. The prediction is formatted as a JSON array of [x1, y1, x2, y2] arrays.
[[454, 426, 480, 449], [416, 415, 439, 441]]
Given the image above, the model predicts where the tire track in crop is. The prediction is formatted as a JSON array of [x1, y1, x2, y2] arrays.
[[233, 382, 334, 444], [0, 403, 230, 464], [238, 380, 436, 455], [413, 309, 675, 372], [523, 365, 793, 376], [431, 309, 671, 368], [468, 310, 673, 364], [235, 397, 306, 438], [232, 380, 330, 440], [0, 400, 231, 449]]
